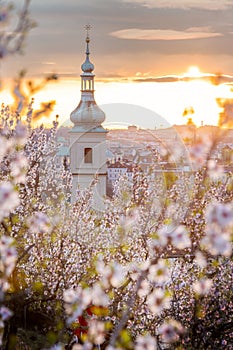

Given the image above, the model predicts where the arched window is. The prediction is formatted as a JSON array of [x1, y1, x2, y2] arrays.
[[84, 148, 92, 163]]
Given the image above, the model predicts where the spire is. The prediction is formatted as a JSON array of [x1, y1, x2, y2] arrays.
[[70, 25, 106, 131], [85, 23, 91, 54], [81, 24, 94, 74]]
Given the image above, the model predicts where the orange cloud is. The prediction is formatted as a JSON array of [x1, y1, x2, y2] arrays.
[[110, 28, 222, 41], [122, 0, 232, 10]]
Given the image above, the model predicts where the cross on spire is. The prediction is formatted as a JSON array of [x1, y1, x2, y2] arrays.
[[85, 24, 91, 38]]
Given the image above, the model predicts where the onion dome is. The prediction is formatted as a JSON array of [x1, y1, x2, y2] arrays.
[[81, 36, 94, 73], [70, 98, 106, 130]]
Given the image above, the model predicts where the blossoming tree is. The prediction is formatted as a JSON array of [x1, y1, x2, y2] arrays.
[[0, 1, 233, 350]]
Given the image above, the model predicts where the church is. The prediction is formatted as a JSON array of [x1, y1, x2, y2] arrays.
[[69, 27, 107, 205]]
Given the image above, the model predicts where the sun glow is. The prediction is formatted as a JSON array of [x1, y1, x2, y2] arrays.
[[0, 91, 14, 105], [1, 76, 233, 129], [185, 66, 202, 78]]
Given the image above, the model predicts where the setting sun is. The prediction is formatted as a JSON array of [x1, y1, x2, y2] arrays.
[[185, 66, 202, 78]]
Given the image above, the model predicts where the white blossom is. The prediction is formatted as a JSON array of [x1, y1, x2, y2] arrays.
[[63, 288, 78, 304], [155, 224, 173, 247], [201, 228, 232, 256], [148, 259, 170, 284], [194, 250, 207, 268], [88, 319, 105, 344], [72, 343, 93, 350], [91, 283, 109, 307], [0, 137, 13, 162], [48, 345, 63, 350], [193, 278, 213, 295], [147, 288, 171, 315], [96, 257, 126, 288], [171, 225, 191, 249], [137, 279, 151, 298], [63, 287, 92, 324]]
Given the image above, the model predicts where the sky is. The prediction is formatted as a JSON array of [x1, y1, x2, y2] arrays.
[[2, 0, 233, 128]]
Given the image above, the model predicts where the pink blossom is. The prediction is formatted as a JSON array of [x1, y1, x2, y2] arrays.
[[0, 6, 9, 23], [120, 208, 140, 230], [0, 306, 13, 321], [209, 234, 231, 255], [158, 319, 183, 343], [188, 138, 211, 168], [0, 182, 20, 220], [155, 225, 191, 249], [201, 228, 232, 256], [0, 320, 4, 345], [0, 236, 17, 276], [0, 44, 7, 59], [135, 334, 157, 350], [10, 152, 28, 184], [205, 202, 233, 228], [27, 212, 50, 233], [15, 121, 28, 144], [207, 160, 224, 180], [189, 143, 205, 167]]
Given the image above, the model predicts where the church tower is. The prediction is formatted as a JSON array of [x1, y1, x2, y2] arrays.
[[69, 26, 107, 205]]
